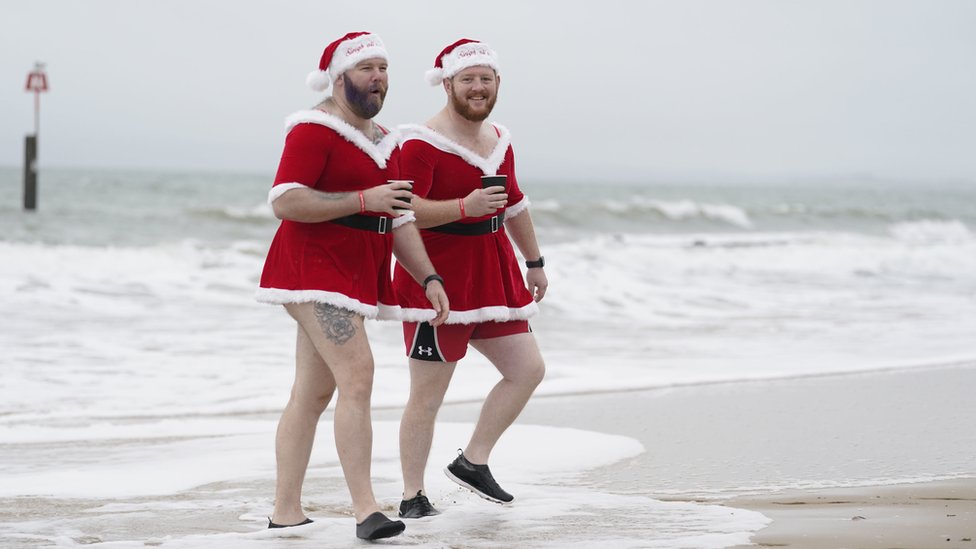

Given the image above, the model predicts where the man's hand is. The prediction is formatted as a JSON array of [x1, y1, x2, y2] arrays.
[[462, 186, 508, 218], [363, 181, 414, 215], [526, 268, 548, 303], [425, 280, 450, 326]]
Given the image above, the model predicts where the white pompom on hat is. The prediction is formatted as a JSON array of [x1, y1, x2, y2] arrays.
[[424, 38, 499, 86], [307, 31, 388, 92]]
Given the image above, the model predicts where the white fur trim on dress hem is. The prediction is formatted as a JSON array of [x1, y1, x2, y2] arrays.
[[255, 287, 402, 320], [267, 182, 309, 204], [399, 301, 539, 324], [285, 110, 400, 169], [398, 123, 511, 175]]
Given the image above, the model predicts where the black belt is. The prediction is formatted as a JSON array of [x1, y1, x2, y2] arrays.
[[330, 214, 391, 234], [426, 211, 505, 236]]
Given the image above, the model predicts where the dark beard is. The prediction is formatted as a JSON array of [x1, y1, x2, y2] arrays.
[[449, 86, 496, 122], [342, 74, 386, 119]]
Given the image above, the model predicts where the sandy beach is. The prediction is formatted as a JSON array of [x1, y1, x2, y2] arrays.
[[727, 479, 976, 548], [418, 362, 976, 548], [2, 356, 974, 547]]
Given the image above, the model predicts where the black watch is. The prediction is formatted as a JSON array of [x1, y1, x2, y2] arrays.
[[422, 273, 444, 289], [525, 256, 545, 269]]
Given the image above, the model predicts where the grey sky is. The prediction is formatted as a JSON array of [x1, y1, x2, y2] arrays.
[[2, 0, 975, 183]]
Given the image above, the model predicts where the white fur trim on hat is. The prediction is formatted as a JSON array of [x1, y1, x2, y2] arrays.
[[308, 33, 388, 92], [426, 42, 499, 86], [329, 34, 387, 80]]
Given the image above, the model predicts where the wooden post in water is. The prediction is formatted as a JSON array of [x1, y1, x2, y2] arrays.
[[24, 62, 48, 211], [24, 136, 38, 210]]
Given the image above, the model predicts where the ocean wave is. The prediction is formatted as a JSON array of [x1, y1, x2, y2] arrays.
[[889, 219, 972, 244], [539, 230, 976, 325], [602, 197, 754, 228], [0, 240, 264, 312], [190, 203, 275, 222]]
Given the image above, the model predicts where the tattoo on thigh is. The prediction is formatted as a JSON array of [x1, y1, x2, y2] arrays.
[[313, 303, 357, 345]]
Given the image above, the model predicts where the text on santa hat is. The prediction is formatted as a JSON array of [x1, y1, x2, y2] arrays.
[[346, 40, 378, 56], [457, 47, 492, 58]]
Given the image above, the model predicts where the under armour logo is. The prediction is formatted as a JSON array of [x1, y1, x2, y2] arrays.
[[417, 346, 433, 356]]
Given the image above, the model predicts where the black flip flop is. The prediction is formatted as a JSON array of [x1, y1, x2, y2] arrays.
[[268, 517, 313, 529]]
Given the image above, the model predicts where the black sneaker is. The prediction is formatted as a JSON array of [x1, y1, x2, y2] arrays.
[[399, 490, 441, 518], [355, 512, 405, 540], [444, 450, 514, 504]]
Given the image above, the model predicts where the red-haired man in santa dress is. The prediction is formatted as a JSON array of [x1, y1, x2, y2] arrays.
[[393, 39, 548, 518]]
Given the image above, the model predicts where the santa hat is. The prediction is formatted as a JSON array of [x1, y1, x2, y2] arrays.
[[306, 32, 388, 92], [424, 39, 499, 86]]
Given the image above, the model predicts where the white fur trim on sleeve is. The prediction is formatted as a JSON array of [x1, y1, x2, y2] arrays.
[[392, 211, 416, 228], [504, 196, 530, 219], [267, 183, 310, 204]]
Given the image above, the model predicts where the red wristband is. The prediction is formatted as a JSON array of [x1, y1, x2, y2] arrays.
[[458, 198, 465, 219], [358, 191, 366, 214]]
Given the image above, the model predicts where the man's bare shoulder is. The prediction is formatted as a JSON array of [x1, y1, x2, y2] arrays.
[[425, 112, 450, 135]]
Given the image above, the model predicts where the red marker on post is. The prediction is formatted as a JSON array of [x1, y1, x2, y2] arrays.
[[25, 62, 49, 136], [24, 62, 48, 211]]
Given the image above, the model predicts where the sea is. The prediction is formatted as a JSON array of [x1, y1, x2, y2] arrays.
[[1, 166, 975, 548]]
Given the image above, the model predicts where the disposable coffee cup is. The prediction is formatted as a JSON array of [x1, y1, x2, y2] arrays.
[[388, 179, 413, 210], [481, 175, 506, 189]]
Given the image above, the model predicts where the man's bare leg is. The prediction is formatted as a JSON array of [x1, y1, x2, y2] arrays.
[[399, 359, 456, 498], [284, 302, 382, 523], [465, 333, 545, 464], [272, 324, 336, 525]]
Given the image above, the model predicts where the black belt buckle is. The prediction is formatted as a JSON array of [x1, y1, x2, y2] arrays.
[[378, 217, 388, 234], [490, 215, 499, 233]]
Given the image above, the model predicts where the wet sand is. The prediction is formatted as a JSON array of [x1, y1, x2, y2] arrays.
[[2, 363, 973, 547], [727, 479, 976, 548], [424, 362, 976, 547]]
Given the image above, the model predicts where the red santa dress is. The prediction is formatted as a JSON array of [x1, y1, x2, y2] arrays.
[[392, 123, 538, 324], [256, 110, 413, 320]]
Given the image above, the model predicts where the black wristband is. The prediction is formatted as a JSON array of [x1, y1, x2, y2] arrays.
[[525, 256, 545, 269], [422, 273, 444, 290]]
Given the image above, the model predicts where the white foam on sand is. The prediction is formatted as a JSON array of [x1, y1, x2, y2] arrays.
[[0, 421, 768, 548]]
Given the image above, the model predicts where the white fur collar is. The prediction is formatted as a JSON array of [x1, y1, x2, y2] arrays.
[[398, 123, 511, 175], [285, 110, 400, 169]]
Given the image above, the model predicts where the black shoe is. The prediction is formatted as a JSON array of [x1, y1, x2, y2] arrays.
[[444, 450, 514, 504], [356, 511, 405, 540], [399, 490, 441, 518], [268, 517, 313, 529]]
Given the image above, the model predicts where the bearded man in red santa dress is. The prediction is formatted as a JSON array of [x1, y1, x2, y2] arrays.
[[256, 31, 448, 541]]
